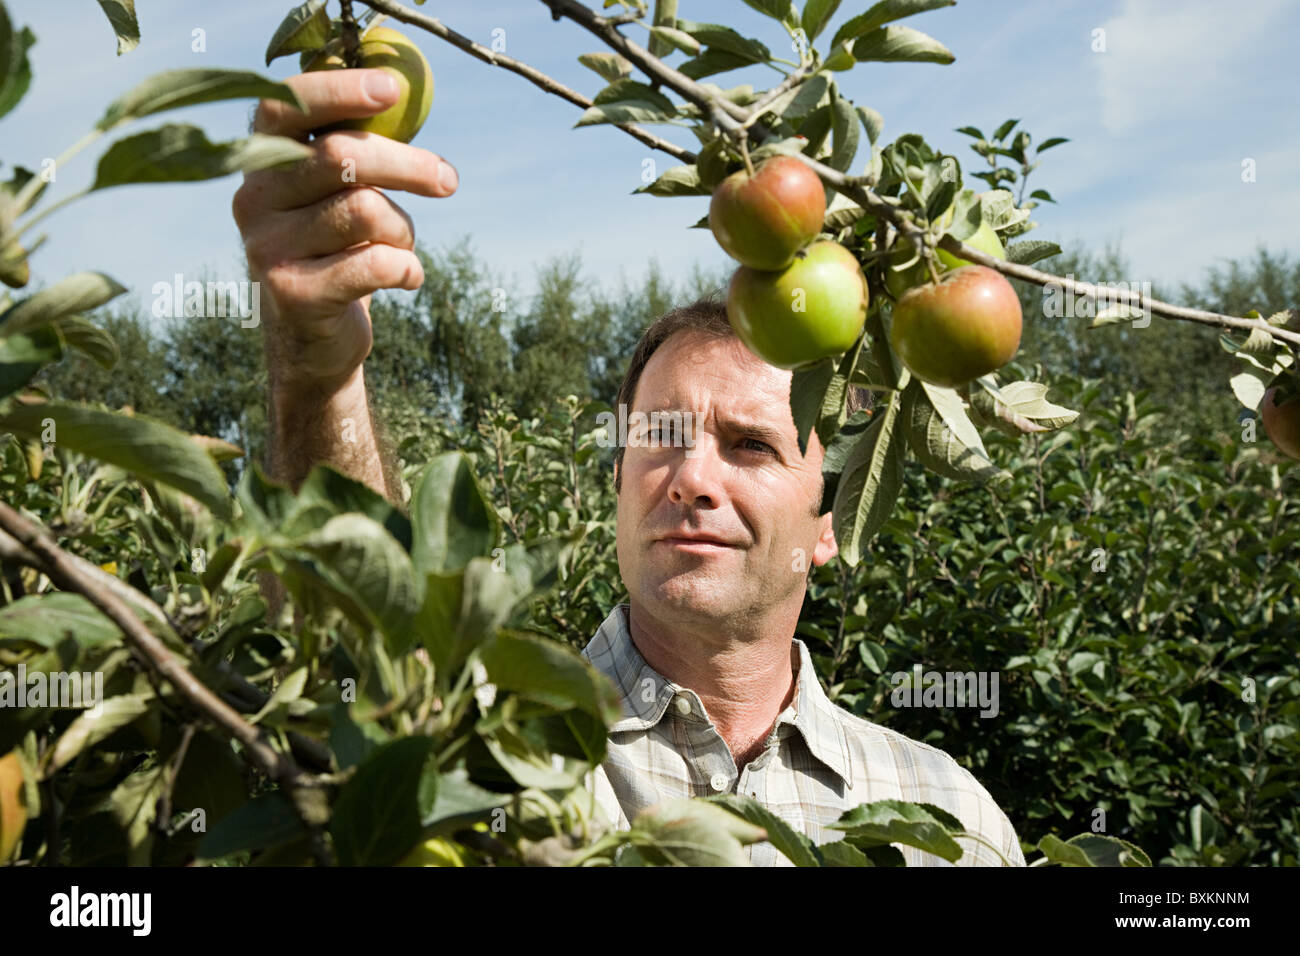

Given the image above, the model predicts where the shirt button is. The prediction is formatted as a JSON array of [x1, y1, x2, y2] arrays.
[[674, 697, 691, 716], [710, 773, 729, 792]]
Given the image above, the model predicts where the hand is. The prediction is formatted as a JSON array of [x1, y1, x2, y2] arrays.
[[232, 68, 459, 394]]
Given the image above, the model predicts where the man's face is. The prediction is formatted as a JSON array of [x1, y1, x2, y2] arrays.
[[614, 330, 839, 632]]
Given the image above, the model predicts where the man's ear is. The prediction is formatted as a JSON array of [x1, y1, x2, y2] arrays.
[[812, 511, 838, 567]]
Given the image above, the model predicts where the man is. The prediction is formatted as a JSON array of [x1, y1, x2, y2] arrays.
[[235, 70, 1026, 867]]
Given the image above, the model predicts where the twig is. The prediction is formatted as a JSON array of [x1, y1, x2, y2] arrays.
[[359, 0, 695, 162], [0, 502, 335, 865]]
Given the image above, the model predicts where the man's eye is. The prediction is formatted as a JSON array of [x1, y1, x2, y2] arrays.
[[742, 438, 777, 456]]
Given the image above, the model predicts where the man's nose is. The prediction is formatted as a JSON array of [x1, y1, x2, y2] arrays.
[[666, 437, 725, 507]]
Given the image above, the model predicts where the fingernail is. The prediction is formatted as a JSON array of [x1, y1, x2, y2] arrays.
[[364, 71, 399, 102], [439, 162, 459, 192]]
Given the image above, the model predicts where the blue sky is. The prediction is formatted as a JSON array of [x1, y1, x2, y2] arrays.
[[4, 0, 1297, 314]]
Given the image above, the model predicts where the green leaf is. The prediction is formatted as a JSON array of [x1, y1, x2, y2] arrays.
[[954, 126, 984, 139], [831, 0, 955, 48], [674, 19, 771, 62], [992, 118, 1019, 141], [577, 51, 633, 83], [1038, 833, 1151, 867], [291, 514, 423, 656], [851, 25, 954, 64], [1036, 136, 1069, 153], [0, 5, 34, 123], [634, 163, 709, 197], [902, 379, 1006, 481], [0, 401, 234, 518], [819, 407, 873, 512], [634, 798, 767, 866], [1005, 239, 1060, 265], [648, 25, 701, 56], [802, 0, 844, 41], [856, 104, 884, 145], [249, 666, 309, 726], [331, 736, 436, 866], [0, 592, 121, 648], [197, 791, 305, 860], [422, 768, 503, 831], [481, 731, 584, 789], [409, 451, 501, 576], [829, 799, 965, 862], [97, 69, 305, 130], [706, 793, 823, 866], [0, 271, 128, 336], [679, 49, 755, 80], [91, 125, 313, 190], [818, 838, 871, 865], [264, 0, 330, 65], [1028, 188, 1055, 203], [743, 0, 799, 27], [48, 693, 152, 773], [828, 94, 860, 172], [293, 464, 413, 549], [832, 390, 906, 565], [790, 358, 837, 457], [0, 325, 60, 398], [480, 630, 621, 727], [52, 315, 120, 369], [95, 0, 140, 56], [577, 79, 678, 127], [972, 380, 1079, 436]]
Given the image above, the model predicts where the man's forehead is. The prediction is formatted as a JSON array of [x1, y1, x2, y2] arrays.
[[637, 330, 790, 410]]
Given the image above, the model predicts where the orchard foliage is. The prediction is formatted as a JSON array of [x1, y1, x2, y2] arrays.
[[0, 0, 1296, 867]]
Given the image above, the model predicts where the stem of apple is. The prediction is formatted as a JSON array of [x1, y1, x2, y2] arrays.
[[740, 138, 754, 177]]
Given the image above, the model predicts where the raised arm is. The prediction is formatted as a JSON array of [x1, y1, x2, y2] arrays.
[[232, 67, 459, 501]]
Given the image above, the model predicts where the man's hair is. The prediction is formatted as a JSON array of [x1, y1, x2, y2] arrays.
[[611, 291, 872, 514]]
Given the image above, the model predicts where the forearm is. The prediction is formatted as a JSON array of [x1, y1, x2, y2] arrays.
[[266, 363, 399, 502]]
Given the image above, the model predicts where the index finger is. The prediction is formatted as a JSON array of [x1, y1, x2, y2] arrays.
[[253, 69, 402, 140]]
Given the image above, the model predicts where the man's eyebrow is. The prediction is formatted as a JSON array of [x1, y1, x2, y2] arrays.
[[717, 416, 788, 447]]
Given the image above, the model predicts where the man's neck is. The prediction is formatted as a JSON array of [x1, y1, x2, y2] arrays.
[[626, 601, 799, 771]]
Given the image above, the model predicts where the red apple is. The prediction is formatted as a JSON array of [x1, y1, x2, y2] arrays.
[[1261, 387, 1300, 459], [709, 156, 826, 271], [889, 264, 1022, 387]]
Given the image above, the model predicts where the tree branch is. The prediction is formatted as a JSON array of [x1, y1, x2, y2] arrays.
[[0, 503, 334, 864], [373, 0, 1298, 353], [359, 0, 695, 162]]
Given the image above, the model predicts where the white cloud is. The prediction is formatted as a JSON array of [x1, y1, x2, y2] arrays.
[[1092, 0, 1292, 134]]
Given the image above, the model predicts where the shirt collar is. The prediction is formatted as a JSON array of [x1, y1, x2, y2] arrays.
[[580, 603, 854, 787]]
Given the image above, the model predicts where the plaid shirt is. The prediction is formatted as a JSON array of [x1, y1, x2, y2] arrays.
[[581, 604, 1027, 867]]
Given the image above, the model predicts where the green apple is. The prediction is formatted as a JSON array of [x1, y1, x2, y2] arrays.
[[889, 264, 1022, 387], [726, 240, 868, 369], [306, 26, 434, 143], [709, 155, 826, 271]]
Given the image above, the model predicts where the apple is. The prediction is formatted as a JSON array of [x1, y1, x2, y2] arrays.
[[889, 264, 1022, 387], [0, 750, 25, 862], [726, 240, 868, 369], [305, 26, 434, 143], [396, 835, 464, 866], [709, 155, 826, 271], [1261, 387, 1300, 459], [886, 211, 1005, 301]]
